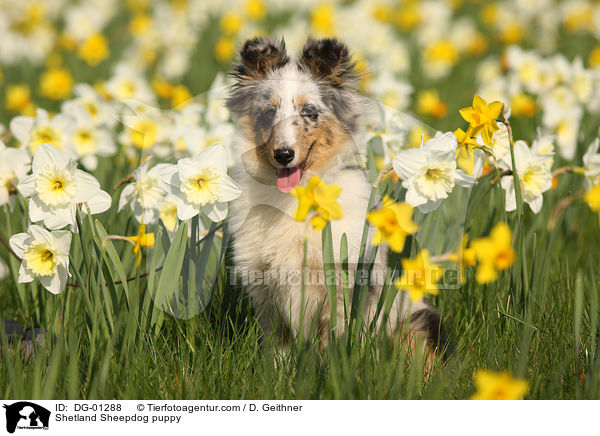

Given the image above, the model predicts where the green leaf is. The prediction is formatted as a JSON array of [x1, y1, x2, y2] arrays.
[[153, 220, 188, 313], [94, 219, 130, 298], [322, 221, 337, 334]]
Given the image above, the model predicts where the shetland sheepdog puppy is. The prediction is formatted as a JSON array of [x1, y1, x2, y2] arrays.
[[226, 36, 449, 358]]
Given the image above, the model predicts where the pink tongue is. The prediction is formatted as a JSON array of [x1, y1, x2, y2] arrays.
[[276, 167, 301, 193]]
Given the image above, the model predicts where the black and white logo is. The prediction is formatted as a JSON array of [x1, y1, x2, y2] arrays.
[[3, 402, 50, 434]]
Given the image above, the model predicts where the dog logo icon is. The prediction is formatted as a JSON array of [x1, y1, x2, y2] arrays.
[[3, 402, 50, 433]]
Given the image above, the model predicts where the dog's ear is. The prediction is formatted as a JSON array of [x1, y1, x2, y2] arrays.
[[233, 36, 289, 80], [300, 38, 358, 88]]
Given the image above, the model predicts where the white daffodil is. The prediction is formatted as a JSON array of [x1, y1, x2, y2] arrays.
[[531, 130, 556, 171], [0, 141, 31, 208], [9, 225, 72, 294], [365, 103, 410, 164], [118, 105, 171, 158], [63, 3, 107, 43], [10, 108, 74, 156], [105, 63, 155, 104], [583, 138, 600, 189], [61, 83, 118, 129], [186, 123, 235, 159], [160, 144, 241, 222], [570, 57, 595, 105], [393, 132, 476, 213], [171, 123, 206, 157], [366, 71, 413, 112], [17, 143, 111, 230], [541, 91, 582, 160], [119, 157, 170, 224], [168, 104, 208, 157], [204, 73, 232, 126], [159, 194, 180, 236], [500, 140, 553, 214], [65, 108, 117, 170], [506, 46, 543, 94]]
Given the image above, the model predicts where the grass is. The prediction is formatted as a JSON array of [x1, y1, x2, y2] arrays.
[[1, 7, 600, 400], [1, 151, 599, 399]]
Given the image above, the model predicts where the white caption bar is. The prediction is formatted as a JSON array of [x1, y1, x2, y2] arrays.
[[1, 400, 597, 435]]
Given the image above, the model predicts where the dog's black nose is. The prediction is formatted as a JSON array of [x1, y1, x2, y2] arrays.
[[274, 148, 295, 166]]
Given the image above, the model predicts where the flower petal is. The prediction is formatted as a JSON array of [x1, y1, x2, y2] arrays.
[[44, 205, 76, 230], [17, 174, 36, 198], [176, 198, 198, 221], [177, 158, 200, 181], [159, 164, 181, 193], [52, 230, 73, 254], [18, 263, 35, 283], [527, 195, 543, 214], [29, 196, 53, 223], [203, 201, 228, 222], [33, 143, 71, 173], [216, 175, 242, 202], [74, 170, 101, 203], [39, 263, 68, 294], [455, 169, 477, 187], [119, 183, 136, 212], [392, 148, 427, 179], [85, 190, 112, 215], [195, 143, 228, 174], [404, 186, 427, 208], [9, 116, 34, 143], [9, 233, 29, 258]]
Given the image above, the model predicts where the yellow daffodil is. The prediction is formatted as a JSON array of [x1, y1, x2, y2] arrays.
[[311, 4, 335, 36], [127, 223, 156, 266], [220, 12, 244, 36], [246, 0, 266, 21], [455, 128, 487, 178], [129, 14, 152, 36], [129, 118, 158, 150], [454, 127, 480, 173], [394, 2, 420, 31], [589, 45, 600, 68], [171, 85, 192, 108], [424, 40, 459, 68], [510, 94, 536, 117], [78, 33, 110, 66], [152, 79, 174, 99], [470, 370, 529, 400], [40, 67, 74, 101], [454, 128, 478, 158], [367, 196, 418, 253], [291, 176, 343, 231], [471, 222, 515, 284], [214, 37, 235, 62], [6, 84, 35, 115], [584, 184, 600, 227], [459, 95, 503, 146], [396, 250, 443, 302], [409, 126, 432, 147], [448, 235, 476, 284], [416, 90, 448, 118], [372, 4, 393, 23]]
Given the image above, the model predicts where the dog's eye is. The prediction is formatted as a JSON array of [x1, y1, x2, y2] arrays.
[[258, 107, 277, 127], [300, 104, 318, 121]]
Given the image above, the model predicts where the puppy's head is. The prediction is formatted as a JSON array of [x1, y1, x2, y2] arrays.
[[227, 36, 363, 192]]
